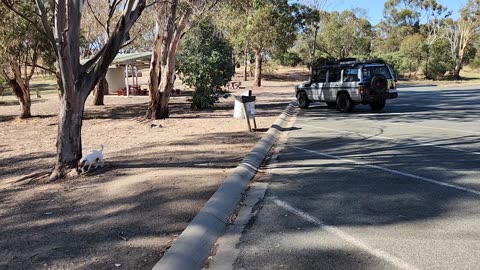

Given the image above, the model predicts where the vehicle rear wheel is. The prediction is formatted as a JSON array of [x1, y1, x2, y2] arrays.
[[326, 102, 336, 108], [370, 100, 386, 111], [336, 93, 353, 113], [297, 92, 310, 109]]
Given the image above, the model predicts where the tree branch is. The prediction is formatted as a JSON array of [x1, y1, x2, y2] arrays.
[[81, 45, 108, 73], [0, 0, 48, 37], [35, 0, 57, 55], [86, 0, 107, 33], [36, 64, 56, 74], [82, 0, 147, 94]]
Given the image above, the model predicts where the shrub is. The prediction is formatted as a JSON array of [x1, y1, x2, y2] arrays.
[[177, 19, 235, 110], [425, 62, 448, 80], [277, 51, 303, 67]]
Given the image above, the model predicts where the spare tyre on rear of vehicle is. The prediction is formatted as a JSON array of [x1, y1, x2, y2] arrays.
[[368, 74, 388, 111], [370, 74, 388, 91]]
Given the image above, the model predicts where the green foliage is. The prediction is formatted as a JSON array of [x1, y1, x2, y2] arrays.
[[369, 52, 403, 77], [426, 38, 451, 79], [0, 3, 55, 75], [276, 51, 303, 67], [247, 1, 298, 54], [470, 43, 480, 69], [312, 10, 373, 60], [383, 0, 421, 28], [263, 60, 278, 75], [399, 34, 426, 74], [425, 62, 448, 79], [177, 19, 235, 110]]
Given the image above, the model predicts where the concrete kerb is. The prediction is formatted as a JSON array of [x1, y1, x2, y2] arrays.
[[152, 100, 298, 270]]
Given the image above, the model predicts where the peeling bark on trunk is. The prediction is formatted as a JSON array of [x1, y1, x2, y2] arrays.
[[93, 77, 107, 106], [146, 23, 162, 119], [453, 49, 465, 79], [50, 91, 85, 181], [155, 62, 176, 119], [146, 0, 193, 120], [254, 50, 262, 87], [38, 0, 147, 181]]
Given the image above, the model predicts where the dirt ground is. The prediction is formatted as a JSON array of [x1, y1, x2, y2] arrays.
[[0, 67, 308, 270]]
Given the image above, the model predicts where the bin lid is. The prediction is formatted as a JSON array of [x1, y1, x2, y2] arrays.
[[240, 96, 256, 103]]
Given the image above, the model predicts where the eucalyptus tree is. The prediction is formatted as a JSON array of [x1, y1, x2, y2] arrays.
[[399, 33, 426, 77], [376, 0, 447, 54], [246, 0, 300, 86], [0, 2, 54, 118], [1, 0, 149, 181], [215, 0, 254, 81], [146, 0, 220, 119], [315, 10, 373, 59], [443, 0, 480, 78]]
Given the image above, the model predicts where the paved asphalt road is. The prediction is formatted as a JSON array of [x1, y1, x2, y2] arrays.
[[232, 85, 480, 270]]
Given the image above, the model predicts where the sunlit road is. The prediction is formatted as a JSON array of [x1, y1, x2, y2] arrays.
[[233, 85, 480, 270]]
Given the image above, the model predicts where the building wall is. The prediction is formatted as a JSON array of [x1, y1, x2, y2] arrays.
[[106, 67, 126, 94]]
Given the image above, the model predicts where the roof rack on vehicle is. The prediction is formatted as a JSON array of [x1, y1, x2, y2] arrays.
[[313, 58, 387, 70], [338, 58, 357, 65]]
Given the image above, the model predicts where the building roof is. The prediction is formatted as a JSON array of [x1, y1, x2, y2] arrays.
[[80, 51, 152, 68], [111, 52, 152, 66]]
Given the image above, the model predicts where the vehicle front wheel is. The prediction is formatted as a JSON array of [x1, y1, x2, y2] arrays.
[[297, 92, 310, 109], [336, 93, 353, 113], [370, 100, 386, 111]]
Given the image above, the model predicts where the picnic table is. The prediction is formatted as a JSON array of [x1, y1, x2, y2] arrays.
[[116, 86, 148, 96], [226, 81, 241, 90]]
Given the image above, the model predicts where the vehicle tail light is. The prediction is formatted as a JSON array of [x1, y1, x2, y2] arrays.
[[359, 86, 365, 95]]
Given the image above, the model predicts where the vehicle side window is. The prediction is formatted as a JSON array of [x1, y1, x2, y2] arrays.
[[343, 68, 359, 82], [313, 69, 327, 83], [328, 69, 341, 82]]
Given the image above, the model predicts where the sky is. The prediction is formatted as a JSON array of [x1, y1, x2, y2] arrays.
[[303, 0, 466, 25]]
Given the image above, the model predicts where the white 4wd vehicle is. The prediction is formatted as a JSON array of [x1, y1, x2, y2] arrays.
[[295, 60, 398, 112]]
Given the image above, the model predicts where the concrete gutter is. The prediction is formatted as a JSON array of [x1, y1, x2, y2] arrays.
[[152, 101, 297, 270]]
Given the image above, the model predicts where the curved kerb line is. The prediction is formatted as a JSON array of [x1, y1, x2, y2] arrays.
[[271, 197, 420, 270], [291, 146, 480, 197]]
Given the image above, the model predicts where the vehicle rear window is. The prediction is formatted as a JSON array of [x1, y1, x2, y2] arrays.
[[362, 66, 392, 81]]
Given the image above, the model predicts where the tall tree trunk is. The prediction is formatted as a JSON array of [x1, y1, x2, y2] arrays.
[[146, 0, 193, 119], [7, 78, 32, 118], [93, 76, 107, 106], [453, 64, 462, 79], [146, 22, 162, 119], [254, 50, 262, 87], [20, 92, 31, 118], [243, 47, 248, 81], [27, 0, 146, 181], [2, 64, 32, 118], [453, 52, 464, 79], [149, 55, 176, 119], [50, 89, 86, 181]]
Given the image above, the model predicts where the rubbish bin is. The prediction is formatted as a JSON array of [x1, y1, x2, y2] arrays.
[[233, 90, 255, 119]]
